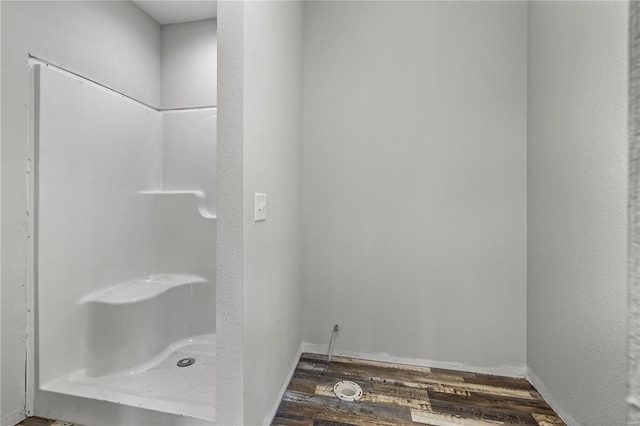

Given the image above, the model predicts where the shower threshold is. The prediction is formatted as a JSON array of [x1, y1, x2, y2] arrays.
[[40, 334, 216, 422]]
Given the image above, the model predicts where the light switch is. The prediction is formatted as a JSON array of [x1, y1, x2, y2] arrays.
[[255, 193, 267, 222]]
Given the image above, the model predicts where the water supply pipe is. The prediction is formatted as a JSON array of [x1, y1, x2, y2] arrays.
[[327, 324, 339, 364]]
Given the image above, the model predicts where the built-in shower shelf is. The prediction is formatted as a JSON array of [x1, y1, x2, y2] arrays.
[[139, 190, 216, 219], [82, 274, 207, 304]]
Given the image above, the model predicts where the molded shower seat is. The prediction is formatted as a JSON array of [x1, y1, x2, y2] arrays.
[[81, 274, 213, 377], [83, 274, 206, 304]]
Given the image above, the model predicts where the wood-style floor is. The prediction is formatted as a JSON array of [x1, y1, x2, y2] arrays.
[[273, 353, 565, 426]]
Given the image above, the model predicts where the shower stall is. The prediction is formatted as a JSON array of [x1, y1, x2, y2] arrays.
[[27, 53, 217, 424]]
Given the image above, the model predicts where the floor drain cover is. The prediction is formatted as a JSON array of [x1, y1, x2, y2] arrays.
[[177, 358, 196, 367]]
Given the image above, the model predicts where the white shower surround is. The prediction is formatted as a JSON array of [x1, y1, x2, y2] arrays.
[[1, 3, 164, 423], [0, 2, 222, 425], [29, 63, 217, 425]]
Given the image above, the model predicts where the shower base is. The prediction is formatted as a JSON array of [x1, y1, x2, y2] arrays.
[[40, 334, 215, 423]]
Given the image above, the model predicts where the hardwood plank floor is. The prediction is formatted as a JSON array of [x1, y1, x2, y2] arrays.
[[273, 353, 565, 426]]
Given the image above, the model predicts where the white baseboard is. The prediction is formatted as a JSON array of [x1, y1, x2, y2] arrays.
[[526, 367, 579, 425], [301, 342, 526, 378], [263, 342, 303, 426]]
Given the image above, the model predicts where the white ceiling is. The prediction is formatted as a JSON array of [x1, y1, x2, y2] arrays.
[[133, 1, 217, 25]]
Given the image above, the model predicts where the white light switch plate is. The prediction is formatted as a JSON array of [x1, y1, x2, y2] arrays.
[[255, 193, 267, 222]]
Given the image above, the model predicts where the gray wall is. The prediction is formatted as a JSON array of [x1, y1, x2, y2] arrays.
[[243, 1, 303, 424], [161, 18, 217, 109], [527, 2, 628, 424], [0, 2, 161, 424], [215, 1, 303, 424], [301, 1, 527, 374]]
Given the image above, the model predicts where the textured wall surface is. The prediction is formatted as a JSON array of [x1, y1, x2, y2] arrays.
[[215, 1, 244, 424], [0, 3, 161, 424], [242, 1, 303, 424], [301, 1, 527, 373], [629, 3, 640, 423], [527, 2, 628, 424]]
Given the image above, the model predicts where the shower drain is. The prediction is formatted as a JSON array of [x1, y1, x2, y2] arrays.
[[177, 357, 196, 367]]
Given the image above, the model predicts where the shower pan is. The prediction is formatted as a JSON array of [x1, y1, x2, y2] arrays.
[[26, 61, 217, 425]]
